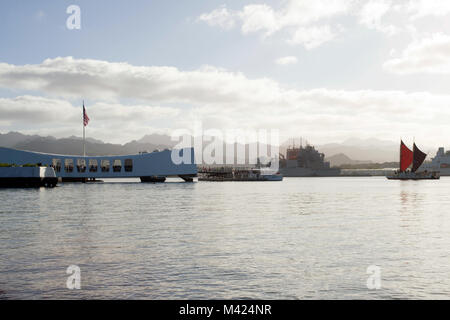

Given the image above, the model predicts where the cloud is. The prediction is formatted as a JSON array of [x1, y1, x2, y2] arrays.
[[197, 5, 236, 30], [407, 0, 450, 20], [357, 0, 398, 35], [198, 1, 450, 50], [281, 0, 352, 26], [190, 88, 450, 147], [239, 4, 279, 36], [2, 57, 450, 145], [0, 57, 284, 105], [198, 0, 352, 48], [0, 95, 180, 143], [383, 33, 450, 74], [275, 56, 298, 66], [0, 95, 76, 124], [288, 25, 337, 49]]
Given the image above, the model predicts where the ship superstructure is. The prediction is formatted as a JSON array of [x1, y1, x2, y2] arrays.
[[279, 143, 341, 177], [421, 147, 450, 176]]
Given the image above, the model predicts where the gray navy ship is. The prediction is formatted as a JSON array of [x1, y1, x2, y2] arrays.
[[279, 144, 341, 177]]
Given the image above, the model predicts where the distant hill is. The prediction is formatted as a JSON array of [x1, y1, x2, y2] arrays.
[[325, 153, 372, 167], [0, 132, 439, 164], [317, 138, 399, 163], [136, 134, 177, 147], [0, 131, 54, 148], [0, 132, 172, 156], [0, 131, 275, 164]]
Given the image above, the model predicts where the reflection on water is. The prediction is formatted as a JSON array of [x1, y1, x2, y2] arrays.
[[1, 177, 450, 299]]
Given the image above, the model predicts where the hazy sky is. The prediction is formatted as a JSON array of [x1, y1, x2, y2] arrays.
[[1, 0, 450, 147]]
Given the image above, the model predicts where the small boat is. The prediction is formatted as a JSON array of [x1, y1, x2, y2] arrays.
[[387, 140, 440, 180], [198, 167, 283, 181], [387, 170, 440, 180], [259, 169, 283, 181]]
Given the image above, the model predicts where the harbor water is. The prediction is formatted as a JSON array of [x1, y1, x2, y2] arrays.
[[1, 177, 450, 299]]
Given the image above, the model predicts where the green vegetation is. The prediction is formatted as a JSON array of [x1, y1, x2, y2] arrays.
[[0, 163, 14, 167]]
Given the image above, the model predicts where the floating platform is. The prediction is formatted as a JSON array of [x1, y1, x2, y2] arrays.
[[0, 166, 58, 188], [0, 147, 197, 182]]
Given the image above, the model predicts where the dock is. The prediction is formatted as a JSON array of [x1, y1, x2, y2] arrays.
[[198, 166, 282, 181]]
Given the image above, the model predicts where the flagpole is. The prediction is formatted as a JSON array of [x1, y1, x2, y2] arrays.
[[83, 124, 85, 157], [83, 100, 86, 158]]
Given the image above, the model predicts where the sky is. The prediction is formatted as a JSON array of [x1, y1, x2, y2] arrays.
[[1, 0, 450, 147]]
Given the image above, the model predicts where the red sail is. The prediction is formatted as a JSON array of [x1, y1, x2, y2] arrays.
[[400, 140, 413, 172], [412, 143, 427, 172]]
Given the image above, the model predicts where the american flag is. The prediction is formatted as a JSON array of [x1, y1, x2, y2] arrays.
[[83, 103, 90, 127]]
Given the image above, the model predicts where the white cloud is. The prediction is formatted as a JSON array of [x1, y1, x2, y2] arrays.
[[198, 0, 352, 48], [0, 95, 76, 124], [197, 5, 236, 30], [407, 0, 450, 19], [198, 0, 450, 50], [190, 88, 450, 147], [2, 58, 450, 145], [275, 56, 298, 66], [0, 57, 284, 105], [357, 0, 398, 35], [383, 33, 450, 74], [288, 25, 337, 49], [239, 4, 279, 36], [0, 95, 180, 143], [281, 0, 352, 26]]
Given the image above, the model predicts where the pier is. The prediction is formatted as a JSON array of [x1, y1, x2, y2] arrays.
[[198, 166, 282, 181]]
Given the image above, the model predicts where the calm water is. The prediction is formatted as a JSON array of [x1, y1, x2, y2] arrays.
[[1, 177, 450, 299]]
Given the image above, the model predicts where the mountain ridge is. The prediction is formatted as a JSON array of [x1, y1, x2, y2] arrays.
[[0, 131, 437, 163]]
